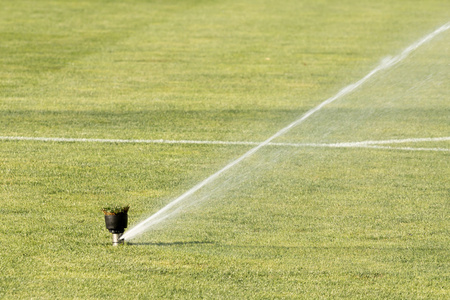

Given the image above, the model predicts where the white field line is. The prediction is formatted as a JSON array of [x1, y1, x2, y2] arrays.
[[1, 135, 449, 151], [0, 136, 260, 146], [348, 146, 450, 152], [328, 136, 450, 146]]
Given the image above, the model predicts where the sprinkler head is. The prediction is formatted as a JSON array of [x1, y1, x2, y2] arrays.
[[103, 211, 128, 246], [104, 214, 127, 246]]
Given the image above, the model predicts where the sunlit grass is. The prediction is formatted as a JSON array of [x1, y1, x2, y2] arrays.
[[0, 0, 449, 298]]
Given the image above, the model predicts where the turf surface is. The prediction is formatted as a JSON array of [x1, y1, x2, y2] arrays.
[[0, 0, 449, 298]]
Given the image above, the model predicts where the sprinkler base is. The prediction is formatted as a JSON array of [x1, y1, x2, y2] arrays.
[[112, 233, 124, 246]]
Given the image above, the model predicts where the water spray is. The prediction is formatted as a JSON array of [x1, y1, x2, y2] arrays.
[[121, 21, 450, 242]]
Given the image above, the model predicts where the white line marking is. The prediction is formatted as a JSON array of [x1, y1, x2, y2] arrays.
[[329, 137, 450, 146], [0, 136, 259, 146], [273, 137, 450, 147], [1, 136, 449, 151], [121, 22, 450, 241], [349, 146, 450, 152]]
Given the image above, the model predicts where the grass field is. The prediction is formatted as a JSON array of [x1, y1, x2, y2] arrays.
[[1, 0, 449, 298]]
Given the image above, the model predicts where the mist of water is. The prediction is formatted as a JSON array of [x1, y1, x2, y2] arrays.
[[121, 22, 450, 242]]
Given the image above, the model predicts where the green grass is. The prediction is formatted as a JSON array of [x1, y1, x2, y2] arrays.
[[1, 0, 449, 298]]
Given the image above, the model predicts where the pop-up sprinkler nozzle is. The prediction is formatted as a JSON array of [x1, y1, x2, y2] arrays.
[[102, 205, 129, 246]]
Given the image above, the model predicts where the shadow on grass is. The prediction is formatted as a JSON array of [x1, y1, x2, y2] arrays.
[[126, 240, 214, 246]]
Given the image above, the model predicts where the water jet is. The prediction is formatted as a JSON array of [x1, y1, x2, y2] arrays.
[[121, 21, 450, 242]]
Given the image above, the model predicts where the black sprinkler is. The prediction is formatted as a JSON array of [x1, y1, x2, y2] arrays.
[[102, 205, 129, 246]]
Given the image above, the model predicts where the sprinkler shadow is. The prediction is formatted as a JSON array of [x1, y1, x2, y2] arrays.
[[127, 240, 214, 246]]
